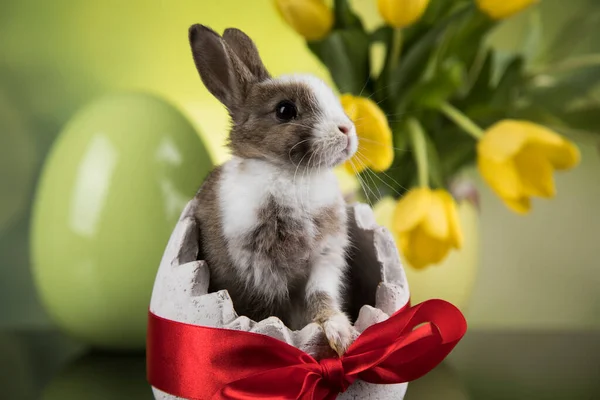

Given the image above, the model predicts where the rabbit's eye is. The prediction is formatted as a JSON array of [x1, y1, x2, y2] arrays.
[[275, 100, 298, 122]]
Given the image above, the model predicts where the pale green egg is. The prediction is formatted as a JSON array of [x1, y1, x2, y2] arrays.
[[31, 92, 213, 349]]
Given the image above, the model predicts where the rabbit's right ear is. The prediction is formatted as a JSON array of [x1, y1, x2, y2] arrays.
[[223, 28, 270, 82], [189, 24, 249, 110]]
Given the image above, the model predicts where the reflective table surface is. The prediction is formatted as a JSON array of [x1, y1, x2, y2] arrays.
[[1, 329, 598, 400]]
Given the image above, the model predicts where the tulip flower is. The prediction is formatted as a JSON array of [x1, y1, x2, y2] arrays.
[[475, 0, 539, 20], [273, 0, 333, 41], [477, 120, 580, 214], [341, 94, 394, 174], [377, 0, 431, 28], [439, 102, 580, 214], [393, 188, 463, 269]]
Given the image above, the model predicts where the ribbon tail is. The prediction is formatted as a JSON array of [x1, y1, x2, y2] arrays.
[[341, 299, 467, 385]]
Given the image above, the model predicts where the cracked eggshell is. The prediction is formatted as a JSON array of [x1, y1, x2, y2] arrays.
[[150, 201, 409, 400]]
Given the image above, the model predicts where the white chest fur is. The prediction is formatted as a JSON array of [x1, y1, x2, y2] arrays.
[[218, 157, 343, 240]]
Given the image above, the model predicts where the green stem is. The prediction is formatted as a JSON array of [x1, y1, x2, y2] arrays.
[[439, 102, 485, 140], [407, 118, 430, 188], [388, 27, 403, 71]]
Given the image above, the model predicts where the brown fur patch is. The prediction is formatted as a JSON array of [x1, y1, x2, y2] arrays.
[[196, 187, 315, 326], [313, 206, 342, 242], [306, 291, 337, 325], [194, 167, 230, 285], [244, 197, 308, 259], [228, 80, 321, 169], [223, 28, 270, 81]]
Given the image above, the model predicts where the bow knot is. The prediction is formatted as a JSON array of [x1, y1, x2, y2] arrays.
[[319, 357, 349, 392]]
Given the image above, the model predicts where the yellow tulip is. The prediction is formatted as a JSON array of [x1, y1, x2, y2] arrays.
[[477, 120, 580, 214], [475, 0, 539, 20], [273, 0, 333, 41], [392, 188, 463, 269], [341, 94, 394, 174], [377, 0, 431, 28]]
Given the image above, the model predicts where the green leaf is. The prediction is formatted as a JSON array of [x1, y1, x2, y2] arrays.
[[370, 26, 392, 44], [551, 64, 600, 96], [308, 29, 370, 95], [540, 2, 600, 64], [383, 6, 471, 111], [557, 106, 600, 134], [436, 129, 477, 178], [524, 64, 600, 118], [511, 103, 567, 127], [490, 56, 525, 109], [439, 8, 495, 67], [421, 0, 467, 25], [424, 134, 444, 188], [333, 0, 364, 30], [465, 48, 494, 104], [521, 7, 543, 62], [412, 58, 466, 108]]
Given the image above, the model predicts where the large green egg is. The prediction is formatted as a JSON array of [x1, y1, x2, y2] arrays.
[[31, 92, 213, 349]]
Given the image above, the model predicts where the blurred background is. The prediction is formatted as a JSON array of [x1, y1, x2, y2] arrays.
[[1, 0, 599, 399]]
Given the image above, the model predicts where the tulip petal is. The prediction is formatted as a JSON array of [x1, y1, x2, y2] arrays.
[[478, 120, 581, 213], [478, 120, 571, 163], [437, 190, 463, 249], [421, 191, 449, 239], [378, 0, 431, 28], [274, 0, 333, 41], [475, 0, 538, 19], [513, 120, 579, 167], [340, 94, 359, 121], [342, 95, 394, 173], [535, 139, 581, 171], [396, 232, 412, 263], [514, 145, 556, 198], [402, 226, 451, 269], [478, 156, 524, 200], [477, 120, 530, 162], [358, 100, 394, 172], [503, 196, 531, 214], [392, 188, 431, 233]]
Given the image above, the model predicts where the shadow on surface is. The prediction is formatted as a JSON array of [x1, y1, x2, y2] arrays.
[[41, 351, 153, 400]]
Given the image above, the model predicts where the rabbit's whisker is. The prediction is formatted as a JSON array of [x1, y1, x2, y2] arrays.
[[355, 151, 408, 193]]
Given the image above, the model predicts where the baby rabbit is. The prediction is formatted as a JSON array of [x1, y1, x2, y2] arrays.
[[189, 24, 359, 355]]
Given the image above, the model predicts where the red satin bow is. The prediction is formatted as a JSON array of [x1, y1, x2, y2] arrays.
[[147, 299, 467, 400]]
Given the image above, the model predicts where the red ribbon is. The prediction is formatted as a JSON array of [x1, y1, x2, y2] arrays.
[[147, 299, 466, 400]]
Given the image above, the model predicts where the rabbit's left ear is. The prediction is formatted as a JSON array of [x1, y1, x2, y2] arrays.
[[223, 28, 270, 82]]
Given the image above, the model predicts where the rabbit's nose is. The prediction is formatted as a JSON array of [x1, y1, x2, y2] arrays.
[[338, 125, 350, 135]]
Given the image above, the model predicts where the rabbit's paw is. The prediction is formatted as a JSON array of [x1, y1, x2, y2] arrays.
[[321, 313, 357, 356]]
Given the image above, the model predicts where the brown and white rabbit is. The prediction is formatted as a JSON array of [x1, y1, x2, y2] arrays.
[[189, 24, 359, 355]]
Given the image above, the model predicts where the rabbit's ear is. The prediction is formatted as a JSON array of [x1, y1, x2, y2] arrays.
[[223, 28, 270, 82], [189, 24, 252, 110]]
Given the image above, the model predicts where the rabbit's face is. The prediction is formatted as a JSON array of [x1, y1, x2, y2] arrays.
[[189, 25, 357, 170], [230, 74, 357, 170]]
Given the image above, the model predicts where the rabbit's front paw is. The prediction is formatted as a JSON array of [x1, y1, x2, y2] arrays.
[[321, 313, 356, 356]]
